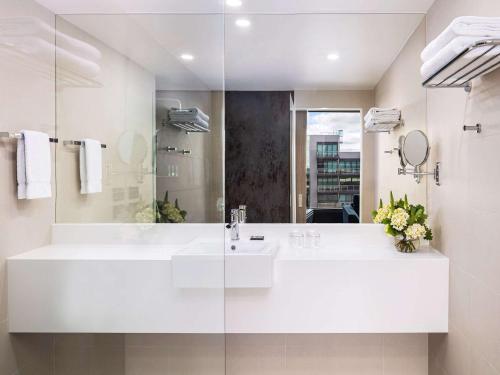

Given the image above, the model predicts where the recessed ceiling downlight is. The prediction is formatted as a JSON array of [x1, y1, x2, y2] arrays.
[[180, 54, 194, 61], [226, 0, 242, 7], [327, 53, 340, 61], [235, 18, 251, 28]]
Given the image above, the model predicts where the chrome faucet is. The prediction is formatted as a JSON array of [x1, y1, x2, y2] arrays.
[[238, 205, 247, 224], [229, 208, 240, 241]]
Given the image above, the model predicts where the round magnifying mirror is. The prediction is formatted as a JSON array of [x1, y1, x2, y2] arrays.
[[398, 135, 407, 168], [118, 130, 148, 165], [402, 130, 430, 167]]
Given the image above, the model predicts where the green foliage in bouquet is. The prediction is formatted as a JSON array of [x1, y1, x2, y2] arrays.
[[135, 191, 187, 223], [372, 191, 432, 252], [155, 191, 187, 223]]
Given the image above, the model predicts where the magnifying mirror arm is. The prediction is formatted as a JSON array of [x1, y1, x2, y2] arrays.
[[398, 162, 440, 186]]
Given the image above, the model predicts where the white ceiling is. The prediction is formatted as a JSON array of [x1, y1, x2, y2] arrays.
[[224, 14, 424, 90], [61, 15, 224, 90], [61, 13, 424, 91], [36, 0, 436, 14]]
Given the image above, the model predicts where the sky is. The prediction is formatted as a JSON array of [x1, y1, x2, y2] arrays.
[[307, 111, 361, 152]]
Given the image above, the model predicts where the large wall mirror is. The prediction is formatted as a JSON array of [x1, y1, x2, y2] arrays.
[[53, 13, 427, 224]]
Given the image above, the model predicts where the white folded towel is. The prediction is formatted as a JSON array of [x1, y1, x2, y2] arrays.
[[169, 115, 209, 129], [0, 36, 101, 78], [80, 139, 102, 194], [420, 36, 500, 80], [17, 130, 52, 199], [421, 16, 500, 62], [0, 17, 102, 62], [169, 108, 210, 122], [364, 108, 401, 124]]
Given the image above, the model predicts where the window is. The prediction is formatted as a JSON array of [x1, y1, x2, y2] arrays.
[[302, 110, 361, 221], [317, 142, 338, 158]]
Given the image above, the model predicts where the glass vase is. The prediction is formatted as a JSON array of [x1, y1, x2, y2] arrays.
[[394, 237, 420, 253]]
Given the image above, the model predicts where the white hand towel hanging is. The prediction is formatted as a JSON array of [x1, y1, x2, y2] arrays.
[[17, 130, 52, 199], [80, 138, 102, 194]]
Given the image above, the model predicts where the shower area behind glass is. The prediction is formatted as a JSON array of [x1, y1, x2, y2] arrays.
[[54, 14, 224, 224], [54, 13, 226, 373]]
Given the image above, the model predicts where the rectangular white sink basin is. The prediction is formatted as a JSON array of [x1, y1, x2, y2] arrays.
[[226, 239, 279, 288], [171, 239, 279, 288]]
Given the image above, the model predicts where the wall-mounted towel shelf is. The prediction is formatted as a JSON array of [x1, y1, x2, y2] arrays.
[[0, 132, 58, 143], [364, 119, 404, 134], [422, 39, 500, 92], [63, 140, 107, 149], [161, 120, 210, 133]]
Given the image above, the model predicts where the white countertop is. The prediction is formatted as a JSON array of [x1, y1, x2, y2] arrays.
[[7, 223, 449, 334], [9, 241, 445, 261]]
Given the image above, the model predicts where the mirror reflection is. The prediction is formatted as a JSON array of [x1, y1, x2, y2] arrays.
[[402, 130, 430, 167], [51, 13, 427, 224]]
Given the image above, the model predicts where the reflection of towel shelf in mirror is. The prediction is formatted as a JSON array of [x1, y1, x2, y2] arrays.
[[364, 119, 404, 134], [56, 67, 103, 88], [0, 132, 58, 143], [162, 119, 210, 133], [0, 36, 103, 88], [422, 39, 500, 92]]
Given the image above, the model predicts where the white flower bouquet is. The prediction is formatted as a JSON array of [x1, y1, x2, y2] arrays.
[[372, 192, 433, 252]]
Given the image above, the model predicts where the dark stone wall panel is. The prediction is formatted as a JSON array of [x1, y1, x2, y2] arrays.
[[225, 91, 291, 223]]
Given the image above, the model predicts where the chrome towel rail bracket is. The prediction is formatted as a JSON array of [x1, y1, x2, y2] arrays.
[[463, 124, 481, 133]]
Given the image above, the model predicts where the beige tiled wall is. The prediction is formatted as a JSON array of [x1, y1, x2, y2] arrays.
[[2, 331, 429, 375], [55, 16, 156, 223], [0, 0, 55, 373], [374, 20, 428, 207], [425, 0, 500, 375], [156, 90, 224, 223], [53, 334, 124, 375], [122, 333, 427, 375]]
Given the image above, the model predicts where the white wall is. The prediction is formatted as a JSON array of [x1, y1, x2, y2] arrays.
[[425, 1, 500, 375], [371, 1, 500, 374], [374, 20, 428, 207], [0, 0, 56, 373]]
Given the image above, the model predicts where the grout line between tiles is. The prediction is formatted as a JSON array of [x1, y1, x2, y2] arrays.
[[382, 335, 385, 375]]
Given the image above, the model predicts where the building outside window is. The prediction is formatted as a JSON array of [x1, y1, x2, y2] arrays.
[[306, 111, 361, 212]]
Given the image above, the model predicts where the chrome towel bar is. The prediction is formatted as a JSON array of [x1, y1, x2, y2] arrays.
[[63, 140, 107, 149], [0, 132, 58, 143]]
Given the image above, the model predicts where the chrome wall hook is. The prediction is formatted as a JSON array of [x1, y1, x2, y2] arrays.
[[463, 124, 481, 133]]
